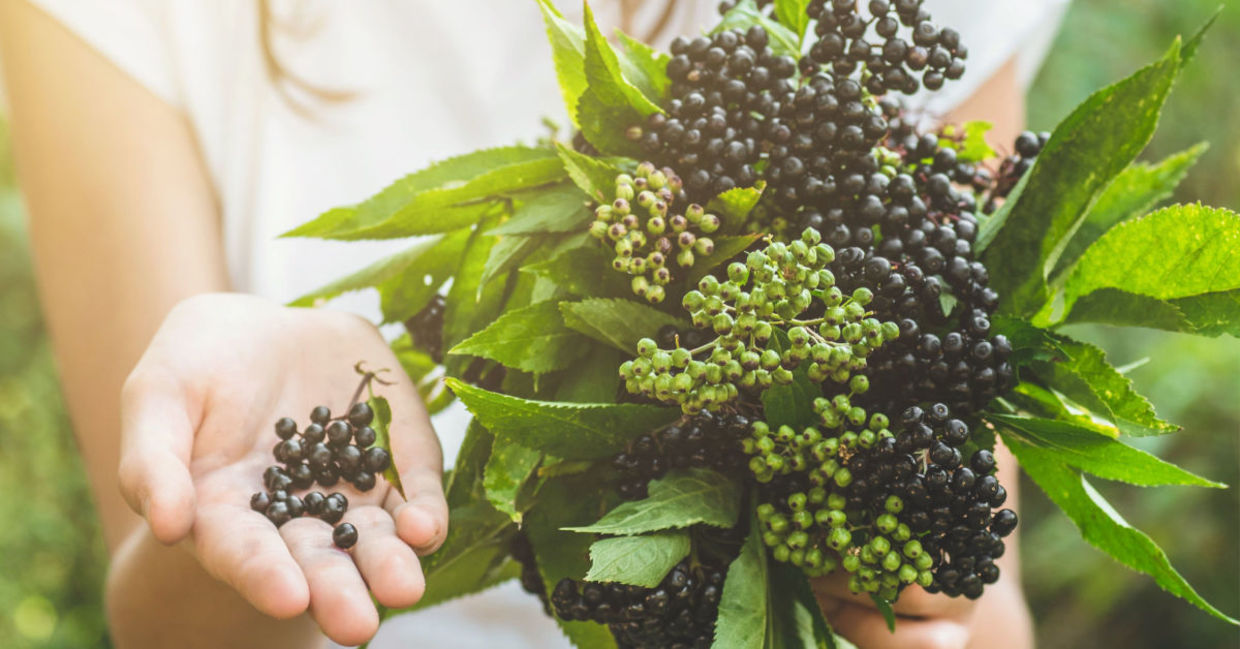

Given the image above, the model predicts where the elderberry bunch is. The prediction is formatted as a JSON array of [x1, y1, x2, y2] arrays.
[[590, 163, 720, 304], [404, 295, 447, 363], [610, 410, 752, 500], [551, 559, 727, 649], [629, 25, 798, 199], [806, 0, 968, 95], [249, 400, 391, 549], [747, 401, 1017, 600], [511, 533, 551, 614], [619, 229, 901, 413], [982, 130, 1049, 213]]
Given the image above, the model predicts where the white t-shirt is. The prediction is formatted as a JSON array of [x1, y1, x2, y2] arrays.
[[5, 1, 1066, 647]]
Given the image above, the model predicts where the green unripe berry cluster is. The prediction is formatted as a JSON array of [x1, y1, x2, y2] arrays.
[[589, 162, 720, 304], [619, 229, 898, 413], [746, 412, 927, 592]]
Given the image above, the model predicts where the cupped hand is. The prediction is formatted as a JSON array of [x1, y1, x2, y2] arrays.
[[813, 572, 975, 649], [811, 570, 1031, 649], [118, 293, 448, 646]]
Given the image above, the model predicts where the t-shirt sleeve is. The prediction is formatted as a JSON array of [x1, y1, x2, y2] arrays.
[[910, 0, 1071, 115], [22, 0, 182, 107]]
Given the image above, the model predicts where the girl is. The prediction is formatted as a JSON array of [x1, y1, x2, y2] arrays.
[[0, 1, 1065, 646]]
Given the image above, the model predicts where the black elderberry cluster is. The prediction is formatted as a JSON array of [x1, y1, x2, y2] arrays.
[[249, 401, 391, 549], [609, 408, 752, 500], [747, 401, 1016, 599], [982, 130, 1049, 213], [552, 560, 726, 649], [807, 0, 967, 95], [511, 533, 551, 614], [717, 0, 772, 14], [404, 295, 446, 363], [629, 25, 800, 199]]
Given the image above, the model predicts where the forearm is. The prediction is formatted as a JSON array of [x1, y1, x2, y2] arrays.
[[0, 2, 320, 646], [107, 530, 323, 649]]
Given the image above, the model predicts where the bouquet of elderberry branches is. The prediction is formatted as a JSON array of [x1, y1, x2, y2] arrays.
[[286, 1, 1238, 646]]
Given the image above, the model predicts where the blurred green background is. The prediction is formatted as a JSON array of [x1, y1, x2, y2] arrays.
[[0, 1, 1236, 647]]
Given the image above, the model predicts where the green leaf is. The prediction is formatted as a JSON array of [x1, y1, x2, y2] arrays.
[[489, 183, 591, 236], [683, 234, 764, 287], [536, 0, 588, 129], [375, 229, 472, 324], [615, 30, 671, 103], [1171, 289, 1240, 337], [582, 3, 662, 117], [285, 146, 559, 240], [989, 414, 1223, 488], [1055, 144, 1208, 274], [446, 378, 680, 459], [560, 298, 692, 353], [1061, 288, 1191, 332], [444, 420, 494, 507], [980, 37, 1187, 316], [713, 0, 801, 58], [942, 120, 997, 163], [480, 234, 541, 287], [708, 183, 766, 234], [761, 331, 819, 430], [712, 520, 768, 649], [576, 2, 663, 156], [367, 396, 406, 499], [774, 0, 811, 44], [768, 563, 838, 649], [565, 468, 742, 534], [522, 244, 634, 299], [450, 300, 591, 374], [584, 531, 691, 587], [869, 595, 896, 633], [1062, 204, 1240, 319], [1006, 381, 1121, 438], [554, 345, 623, 403], [526, 473, 621, 649], [1034, 331, 1178, 436], [442, 223, 510, 375], [1005, 435, 1238, 625], [399, 501, 517, 614], [289, 235, 448, 308], [768, 562, 840, 649], [555, 143, 626, 203], [483, 439, 544, 523], [411, 422, 516, 614]]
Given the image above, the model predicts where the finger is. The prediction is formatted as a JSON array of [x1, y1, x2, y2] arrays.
[[193, 502, 310, 619], [280, 516, 379, 647], [118, 367, 197, 543], [829, 601, 970, 649], [346, 505, 427, 608], [387, 470, 448, 554], [382, 386, 448, 554]]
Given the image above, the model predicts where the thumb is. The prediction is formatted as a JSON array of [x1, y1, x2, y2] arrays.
[[119, 368, 197, 544]]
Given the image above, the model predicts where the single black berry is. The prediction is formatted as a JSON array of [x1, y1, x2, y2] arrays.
[[274, 417, 297, 440], [363, 447, 391, 473], [266, 501, 292, 527], [333, 523, 358, 549], [320, 493, 347, 524], [326, 421, 353, 448], [250, 491, 271, 513], [310, 406, 331, 425], [348, 403, 375, 427], [354, 426, 377, 448], [303, 491, 326, 516]]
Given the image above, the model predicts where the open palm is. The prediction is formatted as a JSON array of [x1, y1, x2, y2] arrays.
[[119, 294, 447, 646]]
